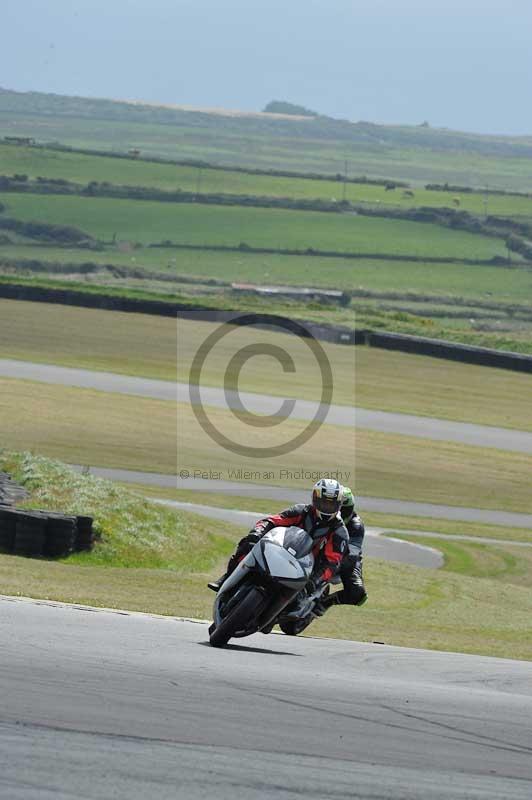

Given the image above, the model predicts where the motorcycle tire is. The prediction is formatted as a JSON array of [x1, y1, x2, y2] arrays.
[[209, 586, 265, 648], [279, 616, 313, 637]]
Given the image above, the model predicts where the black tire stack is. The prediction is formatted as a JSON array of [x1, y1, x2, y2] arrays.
[[0, 508, 21, 553], [13, 512, 47, 557], [75, 515, 95, 552], [0, 508, 94, 559], [0, 472, 95, 559], [44, 513, 78, 558]]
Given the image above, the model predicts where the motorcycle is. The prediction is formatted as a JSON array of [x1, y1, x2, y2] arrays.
[[209, 525, 331, 647]]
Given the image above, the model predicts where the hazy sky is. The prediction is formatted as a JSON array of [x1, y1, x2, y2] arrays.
[[3, 0, 532, 135]]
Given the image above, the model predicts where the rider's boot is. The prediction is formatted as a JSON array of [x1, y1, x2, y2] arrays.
[[207, 573, 227, 592], [317, 592, 341, 613], [207, 550, 243, 592]]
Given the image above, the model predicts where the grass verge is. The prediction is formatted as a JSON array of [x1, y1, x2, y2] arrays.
[[0, 298, 178, 381], [390, 534, 532, 585], [0, 377, 177, 474], [310, 557, 532, 661]]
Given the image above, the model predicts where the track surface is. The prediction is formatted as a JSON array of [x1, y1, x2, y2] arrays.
[[1, 597, 531, 800], [2, 359, 532, 453]]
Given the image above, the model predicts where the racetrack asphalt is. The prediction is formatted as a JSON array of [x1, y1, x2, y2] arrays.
[[1, 597, 531, 800], [2, 359, 532, 453]]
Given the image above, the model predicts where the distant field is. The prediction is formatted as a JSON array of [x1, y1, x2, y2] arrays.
[[0, 193, 509, 260], [2, 244, 530, 306], [3, 112, 532, 191], [2, 143, 532, 218]]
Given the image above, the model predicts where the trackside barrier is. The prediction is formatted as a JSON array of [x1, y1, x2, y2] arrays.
[[362, 331, 532, 374], [0, 474, 95, 557], [0, 283, 531, 373]]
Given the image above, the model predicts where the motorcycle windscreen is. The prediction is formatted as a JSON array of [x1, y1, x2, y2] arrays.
[[281, 526, 314, 558], [261, 540, 310, 588]]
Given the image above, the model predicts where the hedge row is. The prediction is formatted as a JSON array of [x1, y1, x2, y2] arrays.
[[425, 182, 532, 199], [26, 142, 410, 187], [0, 176, 344, 213], [0, 215, 94, 244], [149, 240, 510, 266]]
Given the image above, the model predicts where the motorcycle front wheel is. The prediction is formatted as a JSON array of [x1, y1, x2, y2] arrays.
[[209, 586, 265, 648]]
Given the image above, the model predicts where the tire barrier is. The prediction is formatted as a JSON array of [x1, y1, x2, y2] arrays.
[[0, 506, 94, 558], [44, 513, 77, 558], [75, 515, 96, 552], [0, 508, 21, 552], [13, 512, 47, 557], [362, 330, 532, 374]]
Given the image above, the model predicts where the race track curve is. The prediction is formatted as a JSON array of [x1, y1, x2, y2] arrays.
[[154, 499, 444, 568], [74, 466, 532, 530], [1, 597, 531, 800]]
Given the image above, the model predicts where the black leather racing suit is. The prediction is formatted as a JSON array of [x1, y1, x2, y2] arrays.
[[333, 512, 367, 606]]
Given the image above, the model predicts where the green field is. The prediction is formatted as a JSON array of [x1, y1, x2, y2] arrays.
[[1, 137, 531, 355], [3, 101, 532, 191], [2, 143, 532, 218], [3, 245, 532, 305], [0, 193, 510, 260]]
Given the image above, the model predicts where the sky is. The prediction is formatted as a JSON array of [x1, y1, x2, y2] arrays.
[[2, 0, 532, 135]]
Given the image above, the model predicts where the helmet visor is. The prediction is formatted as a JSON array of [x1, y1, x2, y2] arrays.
[[315, 496, 341, 516]]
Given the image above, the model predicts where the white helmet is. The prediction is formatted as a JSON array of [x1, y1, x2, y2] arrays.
[[312, 478, 344, 520]]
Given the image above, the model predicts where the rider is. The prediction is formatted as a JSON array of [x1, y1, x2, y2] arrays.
[[208, 478, 349, 594], [320, 486, 367, 610]]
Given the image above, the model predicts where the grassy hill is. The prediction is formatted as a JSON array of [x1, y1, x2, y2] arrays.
[[2, 87, 532, 190]]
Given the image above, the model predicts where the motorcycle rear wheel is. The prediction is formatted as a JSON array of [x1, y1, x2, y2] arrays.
[[209, 586, 265, 648]]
